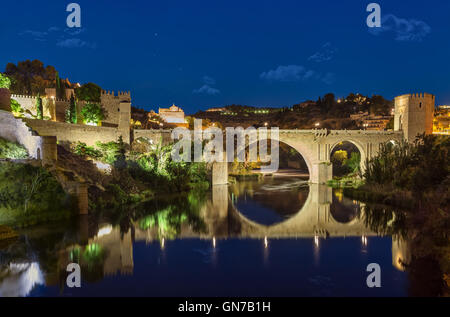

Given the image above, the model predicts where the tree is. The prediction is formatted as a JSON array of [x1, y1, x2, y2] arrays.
[[35, 93, 43, 119], [0, 73, 11, 89], [5, 60, 57, 95], [81, 103, 105, 125], [67, 93, 77, 124], [75, 83, 102, 102], [55, 72, 66, 99]]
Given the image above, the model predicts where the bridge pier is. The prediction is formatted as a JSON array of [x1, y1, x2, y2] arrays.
[[310, 162, 333, 184]]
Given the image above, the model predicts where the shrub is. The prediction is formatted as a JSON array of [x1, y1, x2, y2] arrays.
[[0, 162, 75, 226], [0, 137, 28, 159], [73, 142, 102, 159], [10, 99, 23, 114], [0, 73, 11, 89], [81, 102, 106, 125]]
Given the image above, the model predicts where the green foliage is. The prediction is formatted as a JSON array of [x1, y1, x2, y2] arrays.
[[66, 93, 77, 123], [95, 139, 124, 165], [127, 141, 209, 192], [0, 137, 28, 159], [72, 138, 127, 167], [81, 102, 105, 125], [75, 83, 102, 102], [0, 73, 11, 89], [344, 152, 361, 173], [5, 60, 57, 95], [332, 150, 347, 163], [0, 162, 75, 226], [73, 142, 102, 159], [364, 135, 449, 193], [35, 94, 43, 119], [10, 99, 23, 114]]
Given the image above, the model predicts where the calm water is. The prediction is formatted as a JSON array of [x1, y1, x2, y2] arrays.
[[0, 176, 411, 297]]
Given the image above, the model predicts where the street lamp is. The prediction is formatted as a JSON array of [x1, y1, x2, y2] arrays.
[[314, 122, 320, 127]]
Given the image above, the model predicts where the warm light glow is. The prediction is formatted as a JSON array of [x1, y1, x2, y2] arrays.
[[212, 237, 216, 248], [264, 236, 268, 248], [361, 235, 368, 246], [314, 122, 320, 127], [264, 122, 268, 127], [314, 235, 319, 247], [161, 238, 165, 249], [97, 225, 113, 238]]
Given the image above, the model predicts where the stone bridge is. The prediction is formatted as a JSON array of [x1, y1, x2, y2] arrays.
[[134, 128, 403, 184]]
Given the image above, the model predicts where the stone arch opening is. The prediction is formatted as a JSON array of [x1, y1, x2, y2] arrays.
[[229, 140, 311, 226], [330, 140, 364, 177], [233, 139, 312, 178]]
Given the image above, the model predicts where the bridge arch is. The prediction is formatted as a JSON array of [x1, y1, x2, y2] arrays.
[[330, 139, 366, 174], [240, 138, 313, 180]]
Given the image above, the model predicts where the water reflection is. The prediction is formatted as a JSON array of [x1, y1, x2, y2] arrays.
[[0, 176, 417, 296]]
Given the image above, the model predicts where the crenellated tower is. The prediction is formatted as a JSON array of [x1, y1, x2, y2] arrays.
[[394, 93, 435, 142]]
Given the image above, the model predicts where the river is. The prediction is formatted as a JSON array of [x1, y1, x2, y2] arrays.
[[0, 175, 412, 297]]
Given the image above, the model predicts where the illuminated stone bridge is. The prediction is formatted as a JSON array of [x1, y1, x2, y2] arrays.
[[135, 128, 403, 184]]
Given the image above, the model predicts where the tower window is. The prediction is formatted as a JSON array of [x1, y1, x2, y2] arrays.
[[118, 108, 120, 112], [419, 102, 422, 108]]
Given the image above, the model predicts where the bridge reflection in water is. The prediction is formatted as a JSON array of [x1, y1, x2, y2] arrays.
[[64, 183, 411, 279]]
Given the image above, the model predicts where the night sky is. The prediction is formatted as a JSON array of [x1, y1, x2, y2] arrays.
[[1, 0, 449, 113]]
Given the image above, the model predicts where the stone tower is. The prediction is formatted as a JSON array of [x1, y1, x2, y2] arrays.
[[394, 93, 435, 142]]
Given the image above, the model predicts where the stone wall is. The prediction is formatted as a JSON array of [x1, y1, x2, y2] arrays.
[[11, 94, 62, 120], [23, 118, 126, 146], [0, 110, 57, 164]]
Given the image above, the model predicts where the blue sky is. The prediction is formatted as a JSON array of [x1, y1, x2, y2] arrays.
[[1, 0, 449, 113]]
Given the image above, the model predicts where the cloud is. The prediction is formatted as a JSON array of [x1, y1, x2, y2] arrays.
[[193, 84, 220, 95], [48, 26, 60, 32], [369, 14, 431, 41], [19, 26, 94, 48], [308, 42, 337, 62], [260, 65, 335, 85], [20, 30, 48, 40], [260, 65, 316, 82], [202, 75, 216, 85], [56, 38, 96, 49], [64, 27, 86, 36]]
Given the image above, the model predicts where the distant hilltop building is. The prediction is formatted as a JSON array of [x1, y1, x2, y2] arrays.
[[158, 104, 186, 126], [433, 105, 450, 135]]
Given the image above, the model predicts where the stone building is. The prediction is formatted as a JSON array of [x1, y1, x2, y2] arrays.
[[158, 104, 186, 125], [394, 93, 435, 142]]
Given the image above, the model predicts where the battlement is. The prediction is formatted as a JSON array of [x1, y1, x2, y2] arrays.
[[11, 94, 37, 100], [410, 92, 435, 100], [396, 92, 435, 101], [11, 94, 68, 102], [101, 90, 131, 98]]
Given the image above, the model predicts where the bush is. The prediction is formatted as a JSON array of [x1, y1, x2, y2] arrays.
[[364, 134, 449, 193], [0, 137, 28, 159], [81, 102, 106, 125], [0, 73, 11, 89], [10, 99, 23, 114], [0, 162, 75, 226], [73, 142, 102, 159]]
